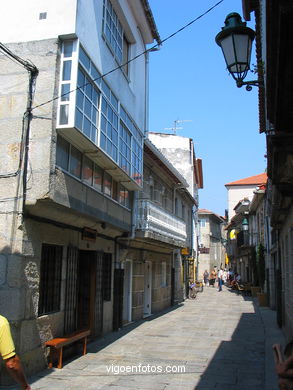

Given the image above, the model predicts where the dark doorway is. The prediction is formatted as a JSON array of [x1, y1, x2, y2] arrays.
[[171, 267, 175, 305], [64, 249, 103, 337], [77, 251, 96, 330], [64, 246, 79, 334], [113, 269, 124, 331], [275, 249, 283, 328]]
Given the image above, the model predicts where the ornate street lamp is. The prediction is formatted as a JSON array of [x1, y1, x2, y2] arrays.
[[215, 12, 261, 91], [242, 218, 249, 231], [242, 217, 249, 246]]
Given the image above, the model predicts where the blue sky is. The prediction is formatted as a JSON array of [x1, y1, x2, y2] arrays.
[[147, 0, 266, 216]]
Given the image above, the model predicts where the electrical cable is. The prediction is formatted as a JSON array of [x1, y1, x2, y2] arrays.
[[31, 0, 224, 112], [0, 42, 38, 74], [0, 42, 38, 179]]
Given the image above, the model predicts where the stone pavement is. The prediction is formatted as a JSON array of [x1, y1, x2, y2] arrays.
[[8, 285, 286, 389]]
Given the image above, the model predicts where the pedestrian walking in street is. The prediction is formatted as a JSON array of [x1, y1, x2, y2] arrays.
[[218, 267, 224, 291], [209, 268, 217, 287], [222, 269, 228, 285], [203, 270, 209, 286], [0, 315, 31, 390]]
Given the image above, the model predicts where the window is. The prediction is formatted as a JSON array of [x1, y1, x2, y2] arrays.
[[175, 198, 178, 216], [132, 138, 143, 185], [199, 219, 206, 228], [56, 135, 69, 170], [120, 106, 143, 185], [123, 36, 130, 75], [82, 156, 93, 186], [104, 172, 112, 196], [150, 185, 154, 201], [164, 188, 172, 212], [56, 136, 131, 206], [103, 0, 123, 63], [57, 42, 143, 186], [119, 122, 131, 175], [93, 164, 103, 192], [182, 204, 186, 219], [100, 95, 118, 162], [112, 180, 118, 201], [161, 262, 167, 287], [39, 12, 47, 20], [58, 41, 74, 126], [76, 67, 100, 142], [38, 244, 63, 315], [103, 0, 131, 76], [69, 145, 82, 178], [119, 184, 130, 208], [102, 253, 112, 301]]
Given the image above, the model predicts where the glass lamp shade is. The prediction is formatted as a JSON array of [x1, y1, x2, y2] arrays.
[[242, 218, 249, 231], [215, 13, 255, 84]]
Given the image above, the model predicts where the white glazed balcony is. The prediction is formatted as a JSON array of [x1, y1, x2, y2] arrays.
[[136, 200, 187, 243]]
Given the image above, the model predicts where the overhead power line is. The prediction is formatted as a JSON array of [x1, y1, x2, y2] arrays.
[[31, 0, 224, 112]]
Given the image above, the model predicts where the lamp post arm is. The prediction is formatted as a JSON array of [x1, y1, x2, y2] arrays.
[[236, 79, 264, 91]]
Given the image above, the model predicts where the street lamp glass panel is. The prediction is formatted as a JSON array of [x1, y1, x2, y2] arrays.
[[242, 218, 249, 231], [220, 34, 252, 79]]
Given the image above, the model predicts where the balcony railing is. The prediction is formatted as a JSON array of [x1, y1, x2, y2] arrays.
[[136, 200, 187, 243]]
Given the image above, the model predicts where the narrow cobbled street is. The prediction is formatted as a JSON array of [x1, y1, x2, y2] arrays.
[[17, 286, 284, 390]]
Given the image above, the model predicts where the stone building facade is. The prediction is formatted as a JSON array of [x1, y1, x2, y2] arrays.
[[197, 209, 226, 277], [147, 133, 203, 292], [0, 0, 161, 381]]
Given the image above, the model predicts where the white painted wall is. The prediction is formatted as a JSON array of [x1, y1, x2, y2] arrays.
[[148, 133, 195, 196], [0, 0, 77, 43], [226, 185, 258, 221]]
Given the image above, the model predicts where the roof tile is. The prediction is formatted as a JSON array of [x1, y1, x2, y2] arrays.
[[225, 173, 267, 186]]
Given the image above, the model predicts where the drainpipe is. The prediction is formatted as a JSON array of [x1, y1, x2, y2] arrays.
[[0, 43, 38, 225], [145, 50, 150, 137], [0, 43, 38, 186], [115, 190, 138, 269], [144, 46, 160, 137], [22, 67, 39, 214]]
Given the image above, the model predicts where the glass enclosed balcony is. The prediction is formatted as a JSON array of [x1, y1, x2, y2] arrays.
[[136, 200, 187, 244]]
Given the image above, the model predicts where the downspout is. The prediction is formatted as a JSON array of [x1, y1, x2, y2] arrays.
[[144, 46, 160, 137], [144, 50, 150, 137], [0, 43, 38, 223], [22, 67, 39, 214], [0, 43, 38, 186]]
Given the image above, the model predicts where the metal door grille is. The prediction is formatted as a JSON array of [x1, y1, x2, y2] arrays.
[[38, 244, 63, 316], [113, 269, 124, 331], [64, 246, 79, 334], [94, 252, 103, 336]]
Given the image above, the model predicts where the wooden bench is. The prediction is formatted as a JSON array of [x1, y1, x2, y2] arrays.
[[235, 282, 252, 296], [45, 329, 90, 369], [235, 282, 245, 295], [243, 283, 252, 296]]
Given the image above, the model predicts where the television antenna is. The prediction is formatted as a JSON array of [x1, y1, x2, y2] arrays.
[[164, 119, 192, 134]]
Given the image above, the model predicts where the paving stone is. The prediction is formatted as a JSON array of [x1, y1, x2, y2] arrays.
[[26, 286, 284, 389]]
